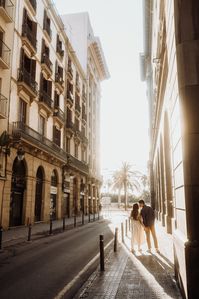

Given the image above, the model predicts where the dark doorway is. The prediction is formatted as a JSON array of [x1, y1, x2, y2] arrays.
[[34, 166, 44, 222], [10, 158, 26, 227]]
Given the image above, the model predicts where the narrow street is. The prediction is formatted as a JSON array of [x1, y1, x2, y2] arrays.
[[0, 218, 114, 299]]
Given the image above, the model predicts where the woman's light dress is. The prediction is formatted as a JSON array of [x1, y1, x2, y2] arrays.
[[131, 215, 145, 250]]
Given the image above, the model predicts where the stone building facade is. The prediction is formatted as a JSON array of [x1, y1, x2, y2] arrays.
[[0, 1, 109, 229], [142, 0, 199, 298]]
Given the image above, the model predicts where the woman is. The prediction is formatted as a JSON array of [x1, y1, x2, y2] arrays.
[[130, 203, 145, 252]]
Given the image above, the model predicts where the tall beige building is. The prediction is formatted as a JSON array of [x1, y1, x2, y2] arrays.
[[142, 0, 199, 298], [0, 1, 109, 229]]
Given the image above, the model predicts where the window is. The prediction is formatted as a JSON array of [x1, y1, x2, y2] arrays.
[[53, 126, 61, 147], [43, 10, 51, 38], [66, 137, 70, 153], [75, 144, 78, 158], [39, 115, 45, 136], [19, 99, 27, 124]]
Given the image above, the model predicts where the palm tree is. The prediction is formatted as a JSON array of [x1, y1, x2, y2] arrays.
[[111, 170, 123, 207], [112, 162, 141, 210]]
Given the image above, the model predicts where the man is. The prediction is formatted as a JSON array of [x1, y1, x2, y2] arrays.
[[138, 199, 159, 253]]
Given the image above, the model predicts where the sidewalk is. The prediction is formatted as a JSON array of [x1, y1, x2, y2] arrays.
[[75, 222, 182, 299], [1, 213, 98, 248]]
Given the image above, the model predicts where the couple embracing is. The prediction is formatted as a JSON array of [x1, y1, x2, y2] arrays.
[[130, 200, 159, 253]]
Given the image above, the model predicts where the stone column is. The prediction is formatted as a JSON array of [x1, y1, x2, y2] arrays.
[[174, 1, 199, 297]]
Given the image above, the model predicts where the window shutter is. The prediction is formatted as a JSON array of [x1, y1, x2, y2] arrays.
[[48, 80, 52, 97], [31, 59, 36, 80]]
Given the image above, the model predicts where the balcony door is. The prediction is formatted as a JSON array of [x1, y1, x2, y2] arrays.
[[19, 98, 27, 125]]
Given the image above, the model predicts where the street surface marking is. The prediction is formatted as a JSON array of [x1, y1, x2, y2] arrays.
[[54, 238, 114, 299]]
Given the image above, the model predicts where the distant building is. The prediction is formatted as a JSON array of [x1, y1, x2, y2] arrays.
[[142, 0, 199, 298], [0, 1, 109, 229]]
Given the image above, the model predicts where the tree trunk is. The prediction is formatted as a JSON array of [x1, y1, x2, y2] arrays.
[[124, 181, 127, 211], [118, 189, 121, 208]]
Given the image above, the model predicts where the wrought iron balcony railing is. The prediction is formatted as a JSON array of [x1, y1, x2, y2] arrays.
[[12, 122, 89, 174], [41, 53, 52, 72], [66, 119, 75, 130], [39, 90, 53, 108], [12, 121, 67, 159], [53, 107, 65, 122], [0, 38, 11, 67], [22, 23, 37, 50], [55, 72, 64, 86], [18, 67, 38, 94]]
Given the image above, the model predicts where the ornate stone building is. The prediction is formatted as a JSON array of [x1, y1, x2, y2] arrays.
[[0, 1, 109, 229], [142, 0, 199, 298]]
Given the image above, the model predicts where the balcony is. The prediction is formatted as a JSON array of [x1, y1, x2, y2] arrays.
[[12, 121, 68, 161], [53, 106, 65, 125], [0, 39, 11, 69], [67, 153, 89, 175], [25, 0, 36, 15], [67, 66, 73, 80], [55, 72, 64, 93], [0, 0, 14, 22], [41, 54, 52, 78], [18, 68, 38, 99], [21, 23, 37, 55], [43, 21, 52, 41], [39, 91, 53, 115], [66, 90, 74, 107], [0, 93, 8, 118]]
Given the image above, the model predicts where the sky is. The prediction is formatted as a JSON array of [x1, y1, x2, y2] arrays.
[[54, 0, 149, 178]]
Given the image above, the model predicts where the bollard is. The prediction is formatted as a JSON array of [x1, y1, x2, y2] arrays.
[[114, 228, 118, 252], [125, 219, 128, 236], [129, 217, 131, 231], [0, 226, 3, 250], [100, 234, 105, 271], [49, 217, 53, 235], [63, 216, 66, 231], [74, 214, 77, 227], [82, 211, 84, 225], [27, 224, 32, 241], [121, 222, 124, 243]]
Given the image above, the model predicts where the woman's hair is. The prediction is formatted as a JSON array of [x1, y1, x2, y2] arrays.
[[131, 203, 139, 220]]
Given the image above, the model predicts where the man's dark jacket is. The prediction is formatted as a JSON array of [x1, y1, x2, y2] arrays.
[[140, 205, 155, 227]]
